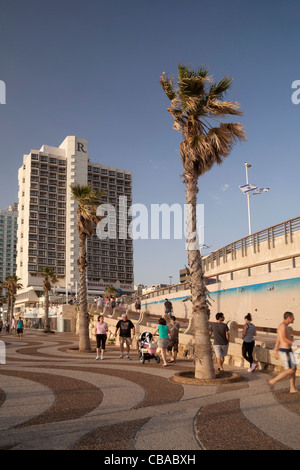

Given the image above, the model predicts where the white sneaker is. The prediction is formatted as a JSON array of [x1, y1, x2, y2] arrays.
[[96, 356, 100, 361], [126, 354, 131, 360], [120, 353, 124, 359], [247, 366, 252, 372], [101, 355, 104, 360], [250, 363, 258, 372]]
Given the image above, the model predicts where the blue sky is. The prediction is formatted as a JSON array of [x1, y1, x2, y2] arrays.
[[0, 0, 299, 286]]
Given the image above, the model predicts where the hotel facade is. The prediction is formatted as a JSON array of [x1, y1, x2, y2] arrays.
[[15, 136, 133, 310], [0, 204, 18, 281]]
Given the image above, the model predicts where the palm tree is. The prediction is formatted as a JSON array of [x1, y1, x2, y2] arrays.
[[3, 275, 23, 322], [70, 184, 105, 352], [105, 285, 118, 298], [40, 266, 58, 333], [159, 64, 246, 379]]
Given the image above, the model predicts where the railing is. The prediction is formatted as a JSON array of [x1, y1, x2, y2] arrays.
[[203, 216, 300, 270]]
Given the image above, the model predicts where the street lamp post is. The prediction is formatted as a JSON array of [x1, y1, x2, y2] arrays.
[[245, 162, 252, 236]]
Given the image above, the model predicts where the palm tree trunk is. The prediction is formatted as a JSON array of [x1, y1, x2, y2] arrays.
[[78, 234, 91, 351], [11, 295, 15, 322], [7, 295, 11, 322], [44, 290, 50, 332], [185, 175, 215, 379]]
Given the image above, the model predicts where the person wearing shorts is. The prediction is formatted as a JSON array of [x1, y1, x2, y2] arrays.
[[17, 317, 24, 340], [167, 315, 180, 363], [115, 313, 135, 359], [153, 317, 169, 367], [209, 313, 229, 371], [95, 315, 108, 360], [268, 312, 299, 393]]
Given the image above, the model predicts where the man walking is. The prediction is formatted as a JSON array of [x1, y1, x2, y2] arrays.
[[268, 312, 298, 394], [209, 312, 230, 371], [164, 298, 173, 318], [135, 298, 141, 312], [115, 313, 135, 359], [167, 315, 180, 363]]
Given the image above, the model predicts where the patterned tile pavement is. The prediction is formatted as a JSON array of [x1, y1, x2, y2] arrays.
[[0, 329, 299, 452]]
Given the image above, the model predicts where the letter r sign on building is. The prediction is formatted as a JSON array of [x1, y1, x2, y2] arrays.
[[77, 142, 87, 153]]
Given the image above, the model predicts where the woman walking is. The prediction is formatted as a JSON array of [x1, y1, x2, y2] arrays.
[[242, 313, 258, 372], [153, 318, 169, 367], [95, 315, 108, 360]]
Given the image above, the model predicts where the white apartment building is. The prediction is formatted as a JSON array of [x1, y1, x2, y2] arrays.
[[15, 136, 134, 309], [0, 204, 18, 281]]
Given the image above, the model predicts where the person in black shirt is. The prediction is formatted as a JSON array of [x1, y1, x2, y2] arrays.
[[209, 312, 229, 371], [114, 313, 135, 359], [164, 298, 173, 317]]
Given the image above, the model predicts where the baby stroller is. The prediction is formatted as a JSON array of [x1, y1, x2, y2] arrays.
[[138, 331, 160, 364]]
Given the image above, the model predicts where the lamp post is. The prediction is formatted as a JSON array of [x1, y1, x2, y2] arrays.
[[200, 243, 211, 255], [245, 162, 252, 236]]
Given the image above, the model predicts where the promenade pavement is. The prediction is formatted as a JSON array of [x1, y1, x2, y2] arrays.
[[0, 329, 299, 453]]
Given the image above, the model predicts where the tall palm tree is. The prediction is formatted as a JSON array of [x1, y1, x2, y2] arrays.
[[3, 275, 23, 322], [40, 266, 58, 333], [159, 64, 246, 379], [70, 184, 105, 352]]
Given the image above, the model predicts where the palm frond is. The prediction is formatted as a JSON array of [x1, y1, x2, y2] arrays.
[[159, 72, 176, 101], [160, 63, 246, 177], [208, 75, 233, 99], [178, 64, 210, 80], [70, 184, 104, 205], [204, 100, 243, 117], [178, 75, 208, 98]]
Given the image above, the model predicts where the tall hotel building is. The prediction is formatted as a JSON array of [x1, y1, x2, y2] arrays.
[[0, 204, 18, 281], [15, 136, 133, 308]]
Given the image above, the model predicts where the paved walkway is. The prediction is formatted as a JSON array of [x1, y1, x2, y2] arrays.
[[0, 330, 299, 452]]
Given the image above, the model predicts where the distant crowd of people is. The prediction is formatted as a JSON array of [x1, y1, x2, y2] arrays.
[[0, 315, 24, 339], [95, 295, 124, 309]]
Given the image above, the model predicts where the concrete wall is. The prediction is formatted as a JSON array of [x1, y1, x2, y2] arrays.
[[139, 271, 300, 331]]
